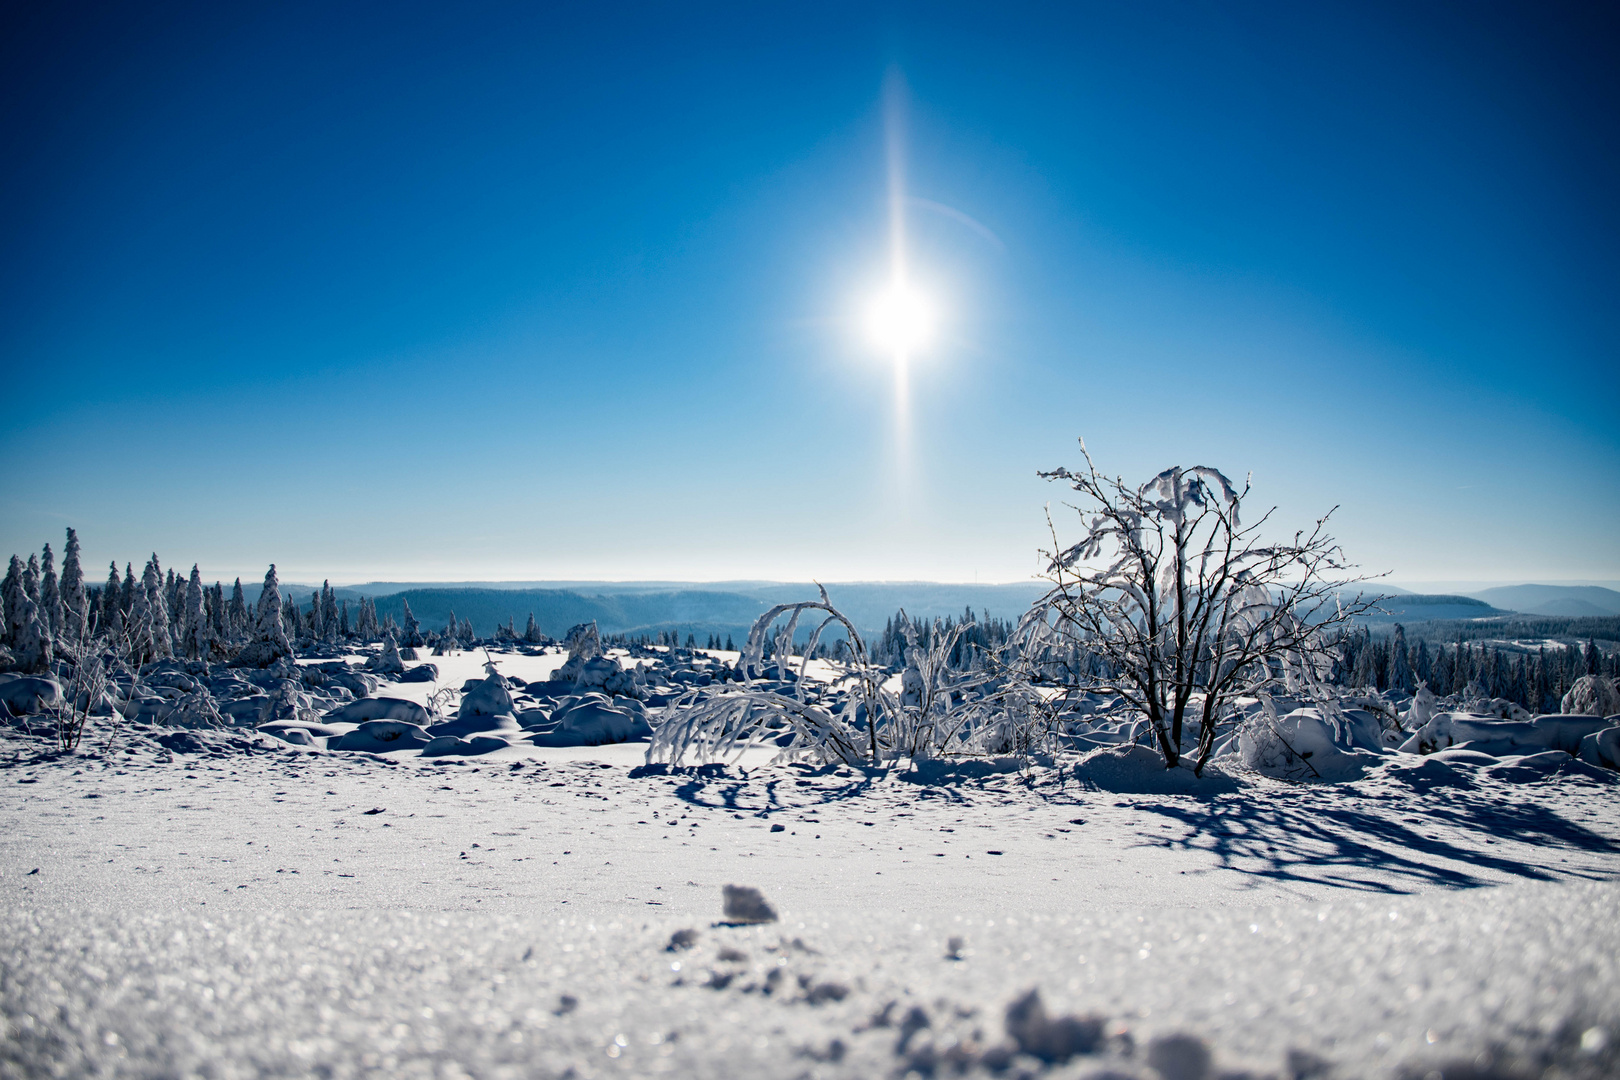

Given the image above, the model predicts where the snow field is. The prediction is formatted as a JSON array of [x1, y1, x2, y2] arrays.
[[4, 731, 1620, 1078]]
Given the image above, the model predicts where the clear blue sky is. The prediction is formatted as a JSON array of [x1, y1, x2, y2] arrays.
[[2, 1, 1616, 586]]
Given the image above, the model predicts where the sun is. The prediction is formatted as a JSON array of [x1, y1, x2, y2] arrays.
[[865, 282, 934, 356]]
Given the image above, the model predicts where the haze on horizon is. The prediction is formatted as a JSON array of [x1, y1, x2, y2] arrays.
[[2, 1, 1616, 587]]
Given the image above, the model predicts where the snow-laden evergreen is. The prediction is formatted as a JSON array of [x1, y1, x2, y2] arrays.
[[59, 528, 88, 642], [39, 543, 63, 641]]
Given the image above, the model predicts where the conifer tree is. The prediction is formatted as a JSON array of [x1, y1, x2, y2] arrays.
[[309, 590, 324, 640], [102, 562, 124, 636], [179, 565, 212, 661], [60, 529, 87, 642], [236, 564, 294, 667], [1, 555, 25, 646], [356, 597, 378, 640], [1387, 624, 1413, 693], [209, 582, 226, 639], [127, 556, 174, 664], [228, 578, 248, 635], [120, 563, 136, 618], [340, 599, 351, 638], [524, 612, 541, 643], [24, 553, 40, 604], [39, 543, 63, 641], [12, 593, 51, 673], [320, 582, 338, 643], [401, 599, 423, 648]]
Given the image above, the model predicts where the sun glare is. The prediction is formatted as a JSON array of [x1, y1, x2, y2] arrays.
[[866, 282, 934, 356]]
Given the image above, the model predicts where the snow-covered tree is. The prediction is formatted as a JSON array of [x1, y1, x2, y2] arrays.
[[401, 599, 423, 648], [309, 589, 324, 640], [39, 543, 63, 641], [181, 565, 211, 661], [127, 555, 174, 664], [320, 582, 338, 643], [460, 617, 474, 644], [236, 564, 294, 667], [11, 594, 51, 674], [1022, 443, 1377, 772], [119, 563, 136, 619], [227, 578, 248, 636], [23, 553, 40, 605], [1387, 624, 1413, 693], [164, 567, 180, 633], [208, 582, 226, 640], [1, 555, 24, 646], [60, 529, 88, 643], [524, 612, 542, 643], [339, 599, 351, 638], [102, 562, 124, 636], [355, 596, 379, 640]]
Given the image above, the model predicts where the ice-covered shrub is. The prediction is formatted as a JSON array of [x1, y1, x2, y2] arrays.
[[1020, 441, 1378, 773]]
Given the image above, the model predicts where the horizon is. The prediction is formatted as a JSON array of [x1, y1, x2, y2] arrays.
[[3, 2, 1617, 582]]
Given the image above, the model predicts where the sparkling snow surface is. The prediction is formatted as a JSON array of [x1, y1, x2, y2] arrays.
[[3, 699, 1619, 1077]]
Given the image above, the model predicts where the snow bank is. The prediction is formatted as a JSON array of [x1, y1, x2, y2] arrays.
[[1400, 712, 1615, 757]]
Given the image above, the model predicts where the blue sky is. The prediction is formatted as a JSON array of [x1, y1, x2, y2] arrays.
[[2, 1, 1616, 585]]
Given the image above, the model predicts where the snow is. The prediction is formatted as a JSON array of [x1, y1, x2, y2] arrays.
[[3, 708, 1620, 1079], [3, 637, 1619, 1077]]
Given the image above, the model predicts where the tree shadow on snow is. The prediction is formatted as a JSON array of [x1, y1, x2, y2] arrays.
[[1137, 787, 1620, 893]]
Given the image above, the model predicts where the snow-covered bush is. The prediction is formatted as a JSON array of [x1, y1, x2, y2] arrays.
[[1562, 676, 1620, 717], [647, 589, 1044, 766], [1018, 441, 1378, 773]]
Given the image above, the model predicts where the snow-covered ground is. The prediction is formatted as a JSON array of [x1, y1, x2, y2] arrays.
[[3, 717, 1619, 1079]]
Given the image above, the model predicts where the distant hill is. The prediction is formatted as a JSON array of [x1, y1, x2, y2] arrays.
[[1468, 584, 1620, 618], [1353, 594, 1508, 623], [313, 581, 1052, 639]]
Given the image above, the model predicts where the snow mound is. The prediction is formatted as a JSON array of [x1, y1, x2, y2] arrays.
[[332, 720, 432, 752], [1577, 726, 1620, 771], [0, 676, 61, 715], [459, 674, 515, 718], [258, 720, 349, 744], [530, 694, 651, 747], [1238, 709, 1377, 782], [422, 734, 510, 756], [324, 696, 431, 727], [1075, 743, 1239, 794], [428, 713, 520, 739]]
